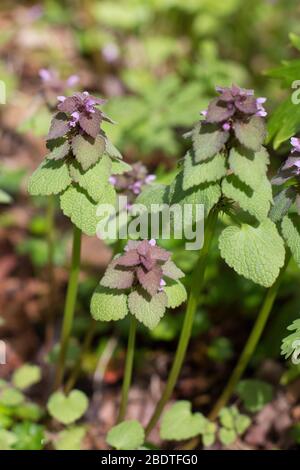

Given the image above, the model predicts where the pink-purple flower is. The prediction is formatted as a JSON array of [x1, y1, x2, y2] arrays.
[[110, 162, 156, 203]]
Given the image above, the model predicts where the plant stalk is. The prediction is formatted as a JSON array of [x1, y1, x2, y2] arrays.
[[209, 253, 291, 420], [64, 319, 97, 394], [117, 315, 137, 423], [45, 195, 56, 348], [54, 225, 82, 391], [145, 208, 219, 436]]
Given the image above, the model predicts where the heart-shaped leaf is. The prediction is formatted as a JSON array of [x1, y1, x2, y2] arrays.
[[106, 420, 145, 450], [163, 280, 187, 309], [234, 116, 266, 151], [183, 150, 227, 190], [12, 364, 41, 390], [47, 390, 88, 425], [236, 379, 273, 413], [160, 401, 206, 441], [28, 158, 71, 196], [72, 134, 106, 171], [219, 220, 285, 287], [192, 121, 229, 162], [90, 285, 128, 322], [128, 290, 167, 329], [54, 426, 86, 450]]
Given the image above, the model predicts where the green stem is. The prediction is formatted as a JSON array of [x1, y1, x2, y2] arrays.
[[64, 319, 97, 394], [54, 225, 82, 391], [117, 315, 137, 423], [145, 208, 219, 436], [45, 195, 56, 348], [209, 253, 291, 420]]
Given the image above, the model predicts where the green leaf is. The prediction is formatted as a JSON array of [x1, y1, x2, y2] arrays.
[[0, 388, 25, 407], [183, 150, 227, 190], [54, 426, 86, 451], [162, 259, 185, 280], [191, 121, 229, 162], [60, 185, 98, 236], [90, 285, 128, 322], [105, 139, 123, 159], [163, 280, 187, 309], [111, 159, 131, 174], [47, 390, 88, 425], [219, 407, 235, 429], [203, 432, 216, 447], [219, 220, 286, 287], [14, 402, 43, 422], [0, 429, 17, 450], [106, 420, 145, 450], [228, 146, 269, 190], [236, 379, 273, 413], [222, 175, 272, 222], [235, 414, 251, 435], [169, 172, 221, 218], [136, 183, 170, 210], [281, 214, 300, 267], [47, 138, 70, 160], [0, 188, 11, 204], [269, 187, 297, 223], [72, 134, 106, 171], [12, 364, 41, 390], [289, 33, 300, 51], [160, 401, 206, 441], [219, 428, 237, 446], [28, 158, 71, 196], [267, 98, 300, 149], [128, 290, 167, 329], [12, 422, 44, 450], [234, 116, 266, 151], [281, 319, 300, 359], [69, 154, 112, 202]]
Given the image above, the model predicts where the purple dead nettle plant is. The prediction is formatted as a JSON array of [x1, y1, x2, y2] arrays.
[[28, 90, 129, 390], [90, 238, 187, 422], [132, 84, 290, 437]]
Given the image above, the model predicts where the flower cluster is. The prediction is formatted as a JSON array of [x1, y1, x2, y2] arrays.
[[29, 89, 127, 236], [202, 84, 267, 132], [109, 162, 156, 205], [273, 136, 300, 184], [39, 68, 79, 108], [45, 91, 116, 172], [52, 91, 113, 140], [271, 135, 300, 219], [91, 239, 187, 329], [114, 239, 170, 295]]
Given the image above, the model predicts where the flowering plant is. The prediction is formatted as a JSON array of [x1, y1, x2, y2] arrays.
[[91, 239, 186, 329]]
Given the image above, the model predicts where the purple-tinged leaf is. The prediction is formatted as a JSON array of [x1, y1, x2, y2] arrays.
[[136, 265, 163, 296], [162, 259, 184, 280], [206, 98, 235, 123], [57, 96, 77, 114], [79, 109, 102, 138], [234, 116, 266, 151], [71, 134, 106, 171], [116, 251, 140, 267], [100, 260, 134, 290], [47, 113, 69, 140], [235, 96, 257, 115], [192, 121, 229, 162], [47, 138, 70, 160]]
